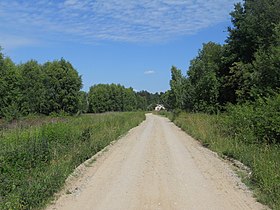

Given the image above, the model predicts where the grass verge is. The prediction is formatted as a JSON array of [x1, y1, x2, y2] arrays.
[[160, 111, 280, 210], [0, 112, 145, 209]]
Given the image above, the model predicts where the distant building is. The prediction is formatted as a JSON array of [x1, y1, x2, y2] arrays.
[[155, 104, 165, 111]]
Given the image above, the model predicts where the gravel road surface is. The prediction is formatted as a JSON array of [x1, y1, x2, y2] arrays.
[[47, 114, 266, 210]]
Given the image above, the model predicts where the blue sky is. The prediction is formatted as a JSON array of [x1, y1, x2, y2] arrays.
[[0, 0, 240, 93]]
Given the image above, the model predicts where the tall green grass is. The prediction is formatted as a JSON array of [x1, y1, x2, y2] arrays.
[[162, 112, 280, 209], [0, 112, 145, 209]]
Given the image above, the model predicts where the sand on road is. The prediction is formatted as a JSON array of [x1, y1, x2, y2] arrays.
[[46, 114, 267, 210]]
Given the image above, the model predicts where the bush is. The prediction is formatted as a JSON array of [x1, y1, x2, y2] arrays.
[[1, 103, 22, 122], [226, 93, 280, 144]]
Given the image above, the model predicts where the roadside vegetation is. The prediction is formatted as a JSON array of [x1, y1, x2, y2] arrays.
[[0, 50, 164, 121], [88, 84, 165, 113], [0, 112, 145, 209]]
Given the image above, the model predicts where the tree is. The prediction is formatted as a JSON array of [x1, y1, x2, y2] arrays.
[[77, 91, 88, 113], [109, 84, 124, 111], [42, 59, 82, 114], [0, 49, 5, 117], [187, 42, 222, 113], [227, 0, 280, 64], [135, 94, 147, 110], [0, 49, 85, 118], [169, 66, 185, 110], [88, 84, 110, 113], [18, 60, 46, 114], [123, 87, 137, 111], [221, 0, 280, 103], [136, 90, 161, 110], [0, 57, 22, 119], [88, 84, 138, 113], [252, 26, 280, 97]]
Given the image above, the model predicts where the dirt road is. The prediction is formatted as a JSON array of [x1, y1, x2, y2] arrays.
[[47, 114, 266, 210]]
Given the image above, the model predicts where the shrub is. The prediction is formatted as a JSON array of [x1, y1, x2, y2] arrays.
[[226, 93, 280, 144]]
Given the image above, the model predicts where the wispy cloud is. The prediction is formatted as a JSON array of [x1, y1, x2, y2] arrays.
[[0, 34, 39, 50], [144, 70, 156, 75], [0, 0, 240, 46]]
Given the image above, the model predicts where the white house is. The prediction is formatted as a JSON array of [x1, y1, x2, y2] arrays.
[[155, 104, 165, 111]]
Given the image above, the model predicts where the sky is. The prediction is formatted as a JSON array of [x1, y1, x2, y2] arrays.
[[0, 0, 241, 93]]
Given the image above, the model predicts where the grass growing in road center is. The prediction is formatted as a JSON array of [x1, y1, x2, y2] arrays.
[[0, 112, 145, 210]]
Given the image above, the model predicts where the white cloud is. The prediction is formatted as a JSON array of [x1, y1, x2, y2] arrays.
[[144, 70, 156, 75], [0, 0, 240, 45]]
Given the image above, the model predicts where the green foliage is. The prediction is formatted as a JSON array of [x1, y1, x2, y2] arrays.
[[227, 0, 280, 63], [252, 26, 280, 97], [136, 91, 165, 110], [18, 60, 46, 115], [226, 61, 256, 102], [226, 94, 280, 144], [166, 0, 280, 111], [135, 93, 147, 110], [0, 57, 22, 120], [88, 84, 111, 113], [158, 90, 172, 110], [42, 59, 82, 114], [88, 84, 140, 113], [0, 51, 83, 119], [168, 42, 223, 113], [188, 42, 223, 113], [77, 91, 88, 114], [0, 112, 145, 209], [221, 0, 280, 102], [169, 66, 186, 110], [123, 87, 137, 111]]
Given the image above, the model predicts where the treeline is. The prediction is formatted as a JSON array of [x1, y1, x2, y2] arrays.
[[165, 0, 280, 114], [0, 51, 163, 120], [162, 0, 280, 146], [88, 84, 164, 113], [0, 54, 86, 120], [88, 84, 138, 113]]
